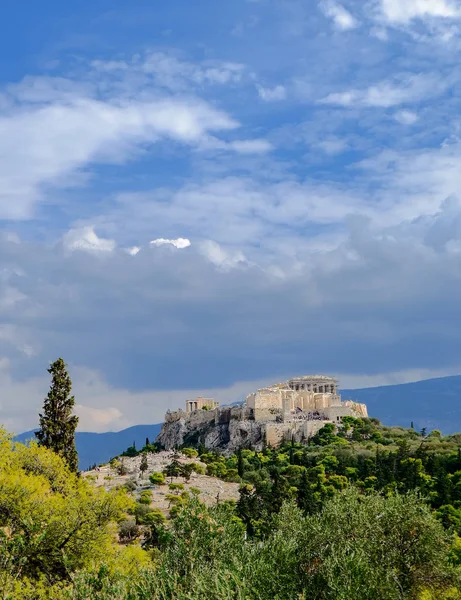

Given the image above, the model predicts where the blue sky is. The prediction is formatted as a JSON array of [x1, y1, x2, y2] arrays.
[[2, 0, 461, 432]]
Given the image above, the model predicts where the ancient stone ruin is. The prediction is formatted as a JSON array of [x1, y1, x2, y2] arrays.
[[157, 375, 368, 452], [185, 397, 220, 413]]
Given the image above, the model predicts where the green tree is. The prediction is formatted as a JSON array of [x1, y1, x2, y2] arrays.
[[182, 463, 194, 482], [0, 428, 133, 595], [140, 453, 148, 477], [149, 472, 165, 485], [164, 459, 184, 482], [311, 423, 337, 446], [237, 448, 245, 477], [297, 470, 319, 515], [139, 490, 152, 504], [35, 358, 79, 472], [181, 447, 198, 458], [299, 489, 458, 599]]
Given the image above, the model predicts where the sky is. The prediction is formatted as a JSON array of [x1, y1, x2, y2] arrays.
[[2, 0, 461, 433]]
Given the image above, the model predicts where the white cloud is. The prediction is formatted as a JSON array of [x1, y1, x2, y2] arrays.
[[378, 0, 461, 23], [99, 177, 371, 261], [197, 136, 273, 154], [150, 237, 191, 249], [228, 139, 273, 154], [62, 226, 116, 253], [96, 137, 461, 263], [0, 324, 37, 358], [125, 246, 141, 256], [0, 96, 238, 220], [321, 73, 446, 108], [0, 48, 265, 221], [257, 84, 287, 102], [91, 52, 246, 92], [393, 109, 419, 124], [0, 287, 27, 311], [370, 26, 389, 39], [316, 137, 349, 154], [320, 1, 359, 30], [75, 405, 124, 429], [199, 240, 247, 269]]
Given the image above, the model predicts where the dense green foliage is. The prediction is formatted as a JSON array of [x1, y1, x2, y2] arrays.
[[64, 492, 460, 599], [0, 428, 134, 599], [35, 358, 79, 473], [192, 419, 461, 536], [6, 417, 461, 598]]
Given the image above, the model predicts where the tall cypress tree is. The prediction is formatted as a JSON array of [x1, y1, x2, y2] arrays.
[[237, 448, 245, 478], [35, 358, 79, 472], [297, 470, 318, 515]]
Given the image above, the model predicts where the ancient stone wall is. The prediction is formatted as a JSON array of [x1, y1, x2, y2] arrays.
[[250, 387, 345, 417], [324, 405, 354, 423], [264, 423, 287, 446], [303, 420, 327, 439], [229, 405, 253, 421]]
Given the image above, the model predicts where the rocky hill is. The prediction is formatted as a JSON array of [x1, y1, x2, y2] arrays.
[[83, 450, 240, 514], [157, 405, 264, 453]]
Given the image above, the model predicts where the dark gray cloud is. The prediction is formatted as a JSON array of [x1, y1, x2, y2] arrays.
[[2, 197, 461, 406]]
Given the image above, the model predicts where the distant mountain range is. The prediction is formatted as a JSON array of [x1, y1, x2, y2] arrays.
[[15, 424, 162, 471], [342, 374, 461, 434], [15, 374, 461, 469]]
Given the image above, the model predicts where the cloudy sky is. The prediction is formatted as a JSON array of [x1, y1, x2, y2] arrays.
[[2, 0, 461, 433]]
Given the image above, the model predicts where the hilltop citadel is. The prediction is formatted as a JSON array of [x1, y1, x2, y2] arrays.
[[158, 375, 368, 451]]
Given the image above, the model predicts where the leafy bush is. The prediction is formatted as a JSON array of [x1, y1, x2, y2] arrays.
[[181, 447, 199, 458], [138, 490, 152, 504], [149, 472, 165, 485], [123, 477, 137, 492], [64, 492, 460, 600], [118, 519, 140, 543], [168, 483, 184, 492], [190, 462, 205, 475], [134, 502, 154, 525], [0, 428, 132, 595], [117, 459, 128, 476]]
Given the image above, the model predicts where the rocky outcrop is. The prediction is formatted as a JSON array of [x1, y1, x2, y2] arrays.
[[157, 406, 265, 453], [344, 401, 368, 419]]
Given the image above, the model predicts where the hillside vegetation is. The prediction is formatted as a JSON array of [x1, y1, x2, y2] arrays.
[[4, 418, 461, 598]]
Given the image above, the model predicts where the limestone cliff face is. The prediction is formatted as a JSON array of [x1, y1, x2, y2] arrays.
[[157, 407, 265, 453], [344, 401, 368, 419]]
